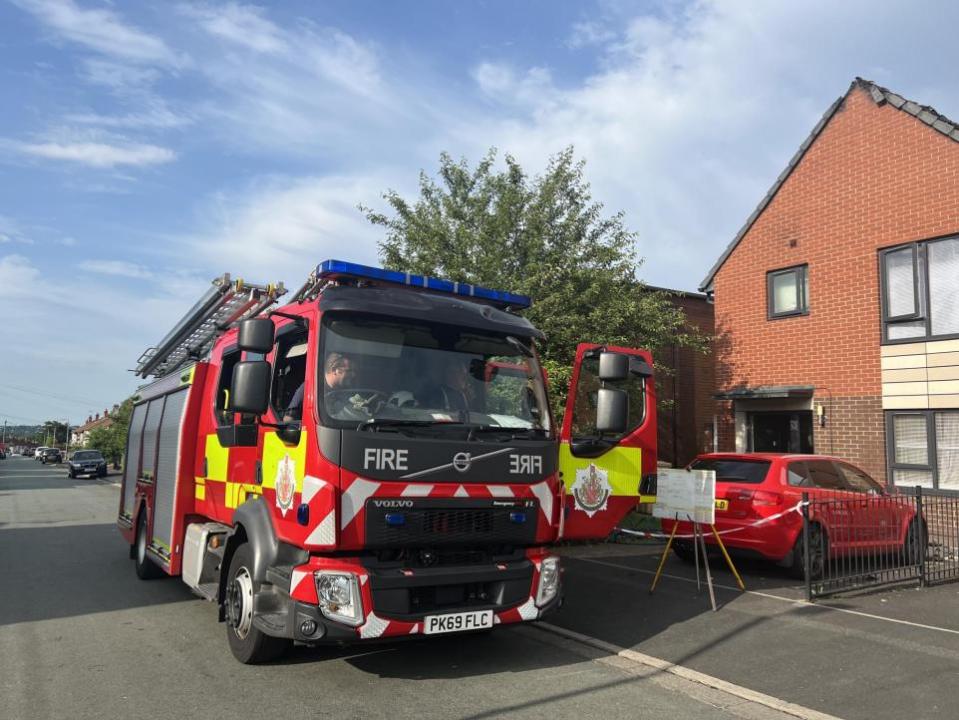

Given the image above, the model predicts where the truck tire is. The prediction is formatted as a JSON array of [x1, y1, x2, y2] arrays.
[[225, 543, 290, 664], [134, 511, 164, 580]]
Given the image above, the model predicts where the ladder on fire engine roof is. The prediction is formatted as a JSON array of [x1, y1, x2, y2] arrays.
[[135, 274, 286, 379]]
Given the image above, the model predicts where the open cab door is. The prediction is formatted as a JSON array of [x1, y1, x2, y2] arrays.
[[559, 344, 657, 540]]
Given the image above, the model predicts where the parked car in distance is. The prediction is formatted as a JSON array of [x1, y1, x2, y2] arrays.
[[68, 450, 108, 478], [661, 453, 923, 578], [40, 447, 63, 464], [35, 446, 50, 460], [0, 449, 6, 459]]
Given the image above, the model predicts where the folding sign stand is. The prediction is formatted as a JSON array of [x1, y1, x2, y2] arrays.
[[649, 514, 745, 611]]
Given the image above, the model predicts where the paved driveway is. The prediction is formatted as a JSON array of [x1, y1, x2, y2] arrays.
[[554, 541, 959, 720]]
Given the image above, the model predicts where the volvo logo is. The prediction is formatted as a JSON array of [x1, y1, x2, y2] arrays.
[[452, 452, 472, 473]]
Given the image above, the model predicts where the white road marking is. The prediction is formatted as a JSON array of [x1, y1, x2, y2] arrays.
[[574, 555, 959, 637], [533, 622, 844, 720]]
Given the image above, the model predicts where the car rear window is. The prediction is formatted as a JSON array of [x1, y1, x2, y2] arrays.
[[690, 458, 771, 484]]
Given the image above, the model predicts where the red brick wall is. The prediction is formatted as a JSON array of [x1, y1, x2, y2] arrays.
[[712, 85, 959, 480], [657, 293, 715, 466]]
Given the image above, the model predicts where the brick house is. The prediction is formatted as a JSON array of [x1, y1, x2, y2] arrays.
[[700, 78, 959, 490], [71, 407, 116, 447], [651, 288, 716, 467]]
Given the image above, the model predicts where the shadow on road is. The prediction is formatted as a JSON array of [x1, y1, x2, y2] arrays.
[[0, 522, 193, 626]]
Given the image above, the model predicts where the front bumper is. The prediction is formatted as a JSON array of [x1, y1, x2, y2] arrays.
[[70, 465, 105, 475], [258, 549, 562, 644]]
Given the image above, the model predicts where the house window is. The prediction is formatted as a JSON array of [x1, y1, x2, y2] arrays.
[[766, 265, 808, 318], [881, 237, 959, 342], [886, 410, 959, 491]]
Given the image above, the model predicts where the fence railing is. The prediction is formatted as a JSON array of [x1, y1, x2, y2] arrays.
[[803, 486, 959, 599]]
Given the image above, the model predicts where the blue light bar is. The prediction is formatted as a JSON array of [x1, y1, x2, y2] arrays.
[[317, 259, 532, 310]]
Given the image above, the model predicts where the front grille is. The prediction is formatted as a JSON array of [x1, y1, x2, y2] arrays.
[[365, 497, 538, 548], [423, 510, 493, 536], [367, 558, 534, 619]]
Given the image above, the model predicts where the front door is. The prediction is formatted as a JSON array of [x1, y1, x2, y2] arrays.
[[749, 411, 813, 453], [559, 344, 657, 540]]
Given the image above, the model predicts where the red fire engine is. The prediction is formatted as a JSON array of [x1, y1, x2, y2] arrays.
[[118, 260, 656, 663]]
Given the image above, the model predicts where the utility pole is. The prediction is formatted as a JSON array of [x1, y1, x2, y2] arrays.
[[2, 420, 6, 448]]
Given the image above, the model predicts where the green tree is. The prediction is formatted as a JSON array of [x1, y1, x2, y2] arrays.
[[85, 398, 134, 468], [362, 147, 706, 410], [39, 420, 69, 448]]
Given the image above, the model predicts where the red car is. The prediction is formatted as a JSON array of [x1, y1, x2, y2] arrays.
[[661, 453, 924, 577]]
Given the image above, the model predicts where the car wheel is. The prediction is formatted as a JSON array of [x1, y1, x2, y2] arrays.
[[672, 539, 696, 564], [225, 543, 290, 664], [902, 519, 927, 565], [68, 469, 75, 479], [791, 523, 827, 580], [134, 511, 164, 580]]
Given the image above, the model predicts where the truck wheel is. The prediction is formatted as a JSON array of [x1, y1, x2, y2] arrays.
[[225, 543, 290, 664], [134, 511, 164, 580]]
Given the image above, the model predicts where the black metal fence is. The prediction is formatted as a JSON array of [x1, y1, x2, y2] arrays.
[[803, 487, 959, 599]]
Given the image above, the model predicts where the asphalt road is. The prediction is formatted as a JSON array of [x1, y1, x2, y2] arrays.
[[0, 455, 811, 720], [2, 455, 955, 719]]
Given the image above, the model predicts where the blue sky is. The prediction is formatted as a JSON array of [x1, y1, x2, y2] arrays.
[[2, 0, 959, 427]]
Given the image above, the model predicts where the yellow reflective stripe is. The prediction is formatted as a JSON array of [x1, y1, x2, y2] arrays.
[[559, 444, 642, 497], [195, 483, 206, 501], [224, 482, 263, 509], [261, 430, 308, 494], [205, 434, 229, 482]]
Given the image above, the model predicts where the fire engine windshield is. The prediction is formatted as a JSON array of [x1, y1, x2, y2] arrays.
[[319, 314, 551, 435]]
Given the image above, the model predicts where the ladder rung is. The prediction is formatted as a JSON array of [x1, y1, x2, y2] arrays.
[[135, 275, 286, 378]]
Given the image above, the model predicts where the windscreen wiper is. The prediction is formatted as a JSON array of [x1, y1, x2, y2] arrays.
[[466, 425, 549, 440], [357, 419, 440, 432]]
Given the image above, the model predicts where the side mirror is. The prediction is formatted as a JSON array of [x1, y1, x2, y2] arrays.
[[598, 352, 629, 381], [238, 318, 275, 354], [595, 387, 628, 433], [231, 361, 271, 415]]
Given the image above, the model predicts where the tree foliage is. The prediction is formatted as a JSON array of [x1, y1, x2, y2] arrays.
[[363, 147, 706, 410], [39, 420, 69, 447], [85, 397, 134, 467]]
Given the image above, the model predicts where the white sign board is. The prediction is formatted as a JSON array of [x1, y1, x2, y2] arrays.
[[653, 468, 717, 524]]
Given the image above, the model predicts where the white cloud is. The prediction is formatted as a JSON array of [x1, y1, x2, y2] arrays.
[[19, 140, 176, 168], [186, 173, 392, 283], [0, 254, 42, 298], [451, 0, 959, 290], [80, 58, 162, 92], [568, 20, 617, 49], [78, 259, 153, 279], [66, 102, 192, 130], [177, 2, 286, 54], [0, 216, 35, 245], [473, 62, 555, 108], [12, 0, 185, 66]]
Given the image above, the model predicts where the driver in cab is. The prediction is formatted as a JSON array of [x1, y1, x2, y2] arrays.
[[285, 352, 355, 421]]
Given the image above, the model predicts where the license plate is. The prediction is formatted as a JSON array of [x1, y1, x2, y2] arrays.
[[715, 499, 729, 511], [423, 609, 493, 635]]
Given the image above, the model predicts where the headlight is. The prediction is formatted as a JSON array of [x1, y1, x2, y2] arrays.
[[314, 571, 363, 627], [535, 556, 561, 608]]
